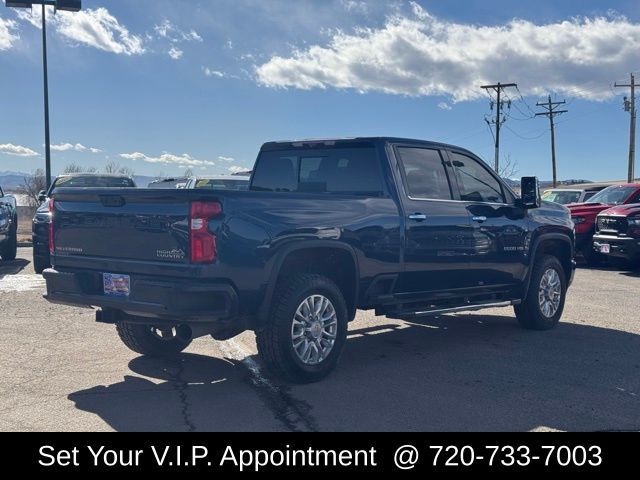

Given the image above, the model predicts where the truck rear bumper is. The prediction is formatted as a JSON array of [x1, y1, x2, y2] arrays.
[[43, 268, 239, 322], [593, 235, 640, 261]]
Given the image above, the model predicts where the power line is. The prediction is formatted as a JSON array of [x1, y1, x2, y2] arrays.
[[536, 96, 568, 188], [480, 82, 517, 173], [504, 124, 550, 140]]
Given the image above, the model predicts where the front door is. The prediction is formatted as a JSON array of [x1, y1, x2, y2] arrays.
[[446, 150, 529, 289]]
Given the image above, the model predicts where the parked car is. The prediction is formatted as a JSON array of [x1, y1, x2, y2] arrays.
[[0, 185, 17, 261], [147, 177, 189, 189], [185, 175, 250, 190], [593, 203, 640, 268], [32, 173, 137, 274], [568, 184, 640, 265], [43, 137, 575, 382], [542, 185, 606, 205]]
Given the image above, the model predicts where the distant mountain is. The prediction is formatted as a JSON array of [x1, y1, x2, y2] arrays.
[[0, 172, 28, 190]]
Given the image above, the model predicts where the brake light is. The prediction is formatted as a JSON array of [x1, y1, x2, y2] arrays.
[[190, 201, 221, 263], [48, 197, 55, 254]]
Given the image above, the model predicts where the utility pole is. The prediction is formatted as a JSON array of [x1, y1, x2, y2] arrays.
[[535, 96, 567, 188], [615, 73, 639, 182], [481, 82, 517, 174], [42, 3, 52, 189]]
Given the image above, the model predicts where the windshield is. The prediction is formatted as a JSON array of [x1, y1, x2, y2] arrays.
[[51, 176, 135, 192], [192, 178, 249, 190], [586, 185, 637, 205], [541, 190, 581, 205]]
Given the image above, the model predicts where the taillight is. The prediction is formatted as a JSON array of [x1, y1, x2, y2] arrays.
[[48, 197, 55, 254], [190, 201, 221, 263]]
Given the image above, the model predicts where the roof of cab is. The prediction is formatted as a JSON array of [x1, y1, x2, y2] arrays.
[[260, 137, 476, 155]]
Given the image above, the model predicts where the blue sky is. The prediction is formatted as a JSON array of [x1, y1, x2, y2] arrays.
[[1, 0, 640, 180]]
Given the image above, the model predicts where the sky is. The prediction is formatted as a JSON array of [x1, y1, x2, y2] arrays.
[[0, 0, 640, 181]]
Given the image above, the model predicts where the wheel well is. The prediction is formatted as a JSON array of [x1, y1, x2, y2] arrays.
[[536, 238, 572, 281], [275, 247, 357, 319]]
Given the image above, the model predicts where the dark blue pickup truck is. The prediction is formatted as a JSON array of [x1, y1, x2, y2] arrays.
[[43, 138, 575, 382]]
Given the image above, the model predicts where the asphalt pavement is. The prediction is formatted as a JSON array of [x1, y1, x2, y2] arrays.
[[0, 247, 638, 431]]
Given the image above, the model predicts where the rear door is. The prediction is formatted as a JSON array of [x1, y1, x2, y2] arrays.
[[446, 150, 528, 289], [393, 145, 474, 295]]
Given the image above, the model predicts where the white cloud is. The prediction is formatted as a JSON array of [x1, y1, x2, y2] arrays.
[[119, 151, 215, 167], [0, 17, 18, 51], [154, 20, 202, 43], [0, 143, 39, 157], [228, 166, 249, 174], [256, 5, 640, 101], [168, 46, 183, 60], [340, 0, 369, 14], [437, 102, 452, 111], [153, 20, 201, 59], [50, 142, 102, 153], [218, 156, 235, 162], [15, 7, 144, 55], [203, 67, 226, 78]]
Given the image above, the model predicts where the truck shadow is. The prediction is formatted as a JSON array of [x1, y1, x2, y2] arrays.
[[68, 314, 640, 432], [0, 258, 29, 279]]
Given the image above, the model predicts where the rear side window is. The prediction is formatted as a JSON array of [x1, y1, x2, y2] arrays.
[[450, 152, 505, 203], [251, 147, 383, 195], [397, 147, 452, 200]]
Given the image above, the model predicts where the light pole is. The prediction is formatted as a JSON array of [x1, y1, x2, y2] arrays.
[[5, 1, 81, 189]]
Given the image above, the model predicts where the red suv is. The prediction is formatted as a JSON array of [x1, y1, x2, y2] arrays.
[[568, 184, 640, 265], [593, 203, 640, 267]]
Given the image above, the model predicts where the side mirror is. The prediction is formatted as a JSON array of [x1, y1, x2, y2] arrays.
[[38, 190, 47, 203], [520, 176, 541, 209]]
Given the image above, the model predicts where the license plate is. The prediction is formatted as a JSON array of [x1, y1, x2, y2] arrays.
[[103, 273, 131, 297], [599, 244, 611, 254]]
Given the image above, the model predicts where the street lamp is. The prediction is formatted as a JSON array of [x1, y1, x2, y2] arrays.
[[5, 1, 81, 189]]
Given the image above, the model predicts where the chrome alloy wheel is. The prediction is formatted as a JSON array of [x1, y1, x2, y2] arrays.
[[150, 326, 179, 341], [291, 295, 338, 365], [538, 268, 562, 318]]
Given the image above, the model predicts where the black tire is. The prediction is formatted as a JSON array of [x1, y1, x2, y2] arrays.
[[0, 219, 17, 261], [256, 274, 348, 383], [33, 255, 49, 274], [116, 321, 192, 357], [515, 254, 567, 330]]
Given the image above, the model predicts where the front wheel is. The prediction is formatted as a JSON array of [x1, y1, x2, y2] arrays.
[[515, 254, 567, 330], [116, 321, 192, 356], [256, 274, 348, 383]]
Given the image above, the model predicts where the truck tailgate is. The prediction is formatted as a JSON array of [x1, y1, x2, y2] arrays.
[[52, 189, 190, 264]]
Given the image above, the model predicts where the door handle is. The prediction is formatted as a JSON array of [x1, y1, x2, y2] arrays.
[[409, 213, 427, 221], [472, 216, 487, 223]]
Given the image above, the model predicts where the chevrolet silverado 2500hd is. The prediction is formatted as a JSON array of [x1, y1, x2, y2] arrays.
[[43, 138, 575, 382]]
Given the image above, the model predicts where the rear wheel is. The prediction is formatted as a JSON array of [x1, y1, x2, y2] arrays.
[[116, 322, 192, 356], [256, 274, 348, 383], [515, 254, 566, 330], [0, 219, 17, 261]]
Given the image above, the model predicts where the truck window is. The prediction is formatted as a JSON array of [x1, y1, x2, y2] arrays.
[[397, 147, 453, 200], [450, 152, 505, 203], [252, 147, 383, 195], [251, 155, 298, 192]]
